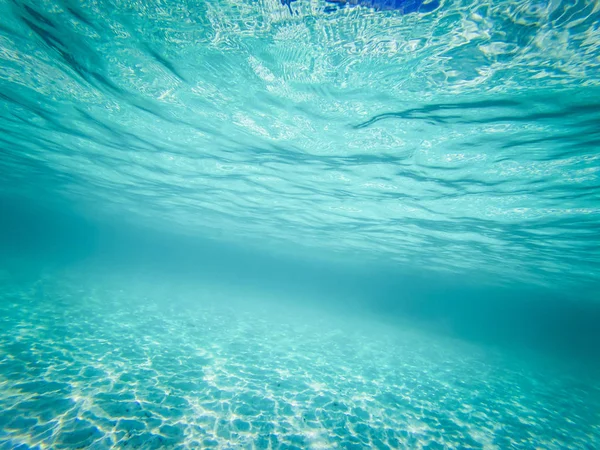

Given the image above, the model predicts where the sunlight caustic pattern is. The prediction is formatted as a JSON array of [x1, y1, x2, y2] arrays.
[[1, 272, 599, 449]]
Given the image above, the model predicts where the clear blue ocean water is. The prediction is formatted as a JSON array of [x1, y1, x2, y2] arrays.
[[1, 0, 600, 448]]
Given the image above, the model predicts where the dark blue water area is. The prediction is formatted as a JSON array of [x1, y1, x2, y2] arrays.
[[285, 0, 440, 14]]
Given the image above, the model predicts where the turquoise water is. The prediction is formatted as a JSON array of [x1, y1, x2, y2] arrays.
[[1, 0, 600, 448]]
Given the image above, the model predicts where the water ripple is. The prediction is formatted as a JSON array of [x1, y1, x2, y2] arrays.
[[1, 0, 599, 287]]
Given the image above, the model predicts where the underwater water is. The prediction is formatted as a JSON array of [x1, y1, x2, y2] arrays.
[[1, 0, 600, 448]]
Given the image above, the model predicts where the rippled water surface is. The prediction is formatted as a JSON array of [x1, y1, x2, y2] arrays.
[[1, 0, 599, 285]]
